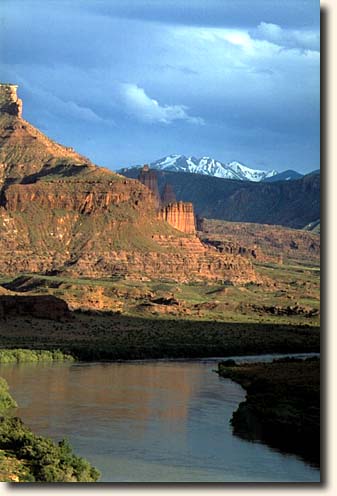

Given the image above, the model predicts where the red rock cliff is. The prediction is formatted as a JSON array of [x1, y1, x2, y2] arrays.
[[159, 201, 196, 234], [0, 85, 260, 285], [4, 178, 157, 214]]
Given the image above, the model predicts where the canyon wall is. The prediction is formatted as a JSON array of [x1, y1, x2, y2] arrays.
[[198, 218, 320, 264], [138, 166, 196, 235], [0, 191, 258, 284], [4, 178, 157, 214], [0, 84, 260, 285], [158, 201, 196, 235]]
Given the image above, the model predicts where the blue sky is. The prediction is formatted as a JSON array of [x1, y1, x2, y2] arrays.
[[0, 0, 320, 173]]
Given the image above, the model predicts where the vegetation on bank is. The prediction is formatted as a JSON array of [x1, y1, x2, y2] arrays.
[[0, 349, 75, 363], [0, 377, 17, 413], [0, 313, 320, 361], [0, 417, 100, 482], [0, 377, 100, 482], [217, 357, 320, 467]]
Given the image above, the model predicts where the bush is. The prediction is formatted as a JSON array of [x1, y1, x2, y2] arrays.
[[0, 377, 17, 413], [0, 349, 75, 363], [0, 417, 100, 482]]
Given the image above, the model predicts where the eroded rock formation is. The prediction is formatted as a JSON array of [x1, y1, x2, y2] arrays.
[[4, 179, 156, 214], [198, 218, 320, 264], [0, 84, 260, 284], [138, 166, 196, 235], [158, 201, 196, 234]]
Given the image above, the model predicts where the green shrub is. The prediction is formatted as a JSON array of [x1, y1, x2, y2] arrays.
[[0, 377, 17, 413], [0, 417, 100, 482], [0, 349, 75, 363]]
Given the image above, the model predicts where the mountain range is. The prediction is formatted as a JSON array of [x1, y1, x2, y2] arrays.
[[121, 167, 320, 229], [126, 155, 304, 183]]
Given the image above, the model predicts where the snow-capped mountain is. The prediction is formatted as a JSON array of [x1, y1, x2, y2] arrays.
[[145, 155, 278, 182]]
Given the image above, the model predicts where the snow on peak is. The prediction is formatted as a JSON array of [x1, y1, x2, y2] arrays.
[[147, 155, 279, 182]]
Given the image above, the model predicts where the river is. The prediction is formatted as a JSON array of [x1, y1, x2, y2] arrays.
[[0, 354, 320, 482]]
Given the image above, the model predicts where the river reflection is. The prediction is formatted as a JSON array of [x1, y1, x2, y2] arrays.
[[0, 359, 320, 482]]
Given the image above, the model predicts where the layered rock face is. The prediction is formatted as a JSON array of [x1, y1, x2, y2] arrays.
[[198, 218, 320, 264], [0, 84, 259, 284], [4, 178, 156, 214], [138, 166, 196, 235], [0, 84, 92, 190], [0, 196, 257, 283], [159, 201, 196, 234]]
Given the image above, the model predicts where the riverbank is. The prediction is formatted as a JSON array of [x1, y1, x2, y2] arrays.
[[0, 359, 319, 482], [0, 312, 320, 360], [217, 357, 320, 467], [0, 377, 100, 482]]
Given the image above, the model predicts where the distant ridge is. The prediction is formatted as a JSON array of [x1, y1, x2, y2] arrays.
[[263, 170, 303, 182], [121, 155, 314, 183], [121, 167, 320, 229], [123, 154, 279, 182]]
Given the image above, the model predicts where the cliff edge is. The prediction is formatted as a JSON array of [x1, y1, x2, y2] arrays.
[[0, 84, 259, 284]]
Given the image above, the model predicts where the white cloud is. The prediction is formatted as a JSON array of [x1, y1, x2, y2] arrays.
[[120, 83, 204, 125], [255, 22, 283, 43], [253, 22, 319, 51]]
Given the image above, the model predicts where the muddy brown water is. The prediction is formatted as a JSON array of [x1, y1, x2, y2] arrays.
[[0, 354, 320, 482]]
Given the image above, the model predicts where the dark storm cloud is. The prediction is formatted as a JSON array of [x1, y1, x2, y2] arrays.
[[83, 0, 319, 29], [0, 0, 320, 173]]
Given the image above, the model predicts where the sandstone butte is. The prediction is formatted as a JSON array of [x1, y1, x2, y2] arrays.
[[0, 83, 258, 284]]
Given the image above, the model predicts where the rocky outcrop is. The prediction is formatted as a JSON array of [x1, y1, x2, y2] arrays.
[[3, 178, 156, 214], [247, 303, 319, 317], [0, 295, 70, 320], [138, 166, 196, 235], [0, 84, 260, 285], [0, 84, 93, 190], [198, 218, 320, 264], [201, 237, 260, 260], [138, 165, 160, 207], [0, 201, 259, 283], [161, 182, 176, 206], [0, 84, 22, 118], [121, 168, 320, 229], [159, 201, 196, 234]]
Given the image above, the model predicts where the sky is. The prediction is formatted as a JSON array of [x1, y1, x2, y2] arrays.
[[0, 0, 320, 173]]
